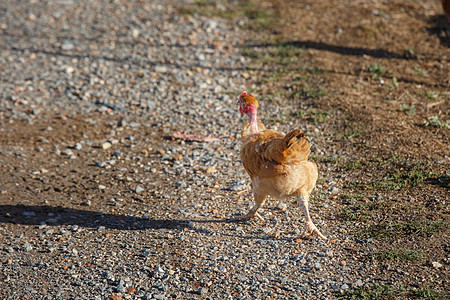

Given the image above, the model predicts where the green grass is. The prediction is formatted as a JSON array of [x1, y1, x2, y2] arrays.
[[263, 116, 289, 125], [336, 129, 369, 139], [341, 202, 382, 222], [371, 249, 425, 262], [400, 104, 416, 115], [364, 220, 448, 239], [353, 169, 434, 191], [367, 63, 387, 81], [311, 155, 343, 164], [341, 193, 372, 201], [342, 160, 364, 170], [294, 87, 328, 99], [340, 284, 444, 300], [241, 44, 306, 65], [425, 116, 449, 129], [294, 109, 330, 123], [179, 1, 276, 31], [335, 122, 369, 139], [367, 63, 386, 75]]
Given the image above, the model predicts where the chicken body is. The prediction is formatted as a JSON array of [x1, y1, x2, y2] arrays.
[[236, 92, 326, 240]]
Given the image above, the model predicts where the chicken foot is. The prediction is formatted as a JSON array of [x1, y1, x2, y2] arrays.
[[297, 192, 327, 240], [233, 194, 266, 221]]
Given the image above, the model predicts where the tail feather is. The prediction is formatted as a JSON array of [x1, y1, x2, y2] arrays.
[[284, 129, 305, 148], [282, 129, 310, 163]]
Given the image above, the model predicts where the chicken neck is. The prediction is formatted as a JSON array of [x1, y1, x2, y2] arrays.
[[247, 105, 259, 134]]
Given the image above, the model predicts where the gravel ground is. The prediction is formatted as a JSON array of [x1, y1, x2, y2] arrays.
[[0, 0, 447, 299]]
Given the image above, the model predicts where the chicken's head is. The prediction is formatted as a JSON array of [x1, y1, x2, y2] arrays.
[[238, 91, 259, 115]]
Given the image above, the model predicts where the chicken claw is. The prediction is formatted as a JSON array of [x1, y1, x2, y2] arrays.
[[298, 221, 327, 240], [233, 211, 264, 222]]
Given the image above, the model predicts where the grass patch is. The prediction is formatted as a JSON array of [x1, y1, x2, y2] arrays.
[[400, 104, 416, 115], [301, 67, 328, 74], [364, 220, 448, 239], [341, 202, 382, 222], [342, 160, 364, 170], [241, 44, 306, 65], [340, 284, 444, 300], [294, 109, 330, 123], [353, 168, 434, 191], [179, 1, 276, 31], [336, 129, 368, 139], [294, 87, 328, 99], [425, 116, 449, 129], [336, 122, 369, 139], [263, 116, 289, 125], [311, 155, 343, 164], [371, 249, 425, 262]]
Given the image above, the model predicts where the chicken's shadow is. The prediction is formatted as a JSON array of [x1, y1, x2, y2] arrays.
[[426, 15, 450, 47], [0, 205, 223, 234]]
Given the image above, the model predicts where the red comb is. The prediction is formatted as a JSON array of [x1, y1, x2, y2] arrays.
[[240, 91, 247, 97]]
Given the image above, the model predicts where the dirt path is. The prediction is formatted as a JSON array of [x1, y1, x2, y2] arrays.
[[0, 0, 449, 299]]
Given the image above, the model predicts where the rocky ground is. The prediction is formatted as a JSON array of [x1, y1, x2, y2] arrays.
[[0, 0, 449, 299]]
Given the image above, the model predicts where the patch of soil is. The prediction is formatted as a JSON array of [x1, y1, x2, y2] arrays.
[[245, 0, 449, 296]]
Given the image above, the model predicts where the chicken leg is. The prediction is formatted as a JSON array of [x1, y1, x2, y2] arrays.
[[234, 193, 266, 221], [297, 191, 327, 240]]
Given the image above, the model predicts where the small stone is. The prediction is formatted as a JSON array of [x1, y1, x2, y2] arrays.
[[23, 242, 33, 251], [38, 137, 50, 143], [341, 284, 349, 290], [96, 161, 107, 167], [98, 185, 106, 190], [155, 65, 168, 73], [141, 249, 151, 257], [228, 184, 246, 191], [135, 185, 145, 194], [331, 284, 340, 290], [4, 246, 14, 253], [131, 28, 140, 38], [432, 261, 442, 268], [74, 143, 82, 150], [117, 278, 126, 293], [65, 66, 74, 74], [102, 142, 112, 150], [206, 166, 217, 174], [61, 149, 74, 156], [81, 200, 91, 206], [330, 187, 339, 194], [353, 279, 364, 288], [277, 202, 287, 211], [61, 40, 75, 50]]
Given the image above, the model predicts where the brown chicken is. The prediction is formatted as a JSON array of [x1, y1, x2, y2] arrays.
[[235, 91, 326, 240]]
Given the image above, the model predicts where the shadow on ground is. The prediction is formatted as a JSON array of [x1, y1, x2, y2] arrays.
[[0, 204, 224, 233]]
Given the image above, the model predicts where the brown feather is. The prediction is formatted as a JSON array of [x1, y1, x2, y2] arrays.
[[240, 128, 312, 179]]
